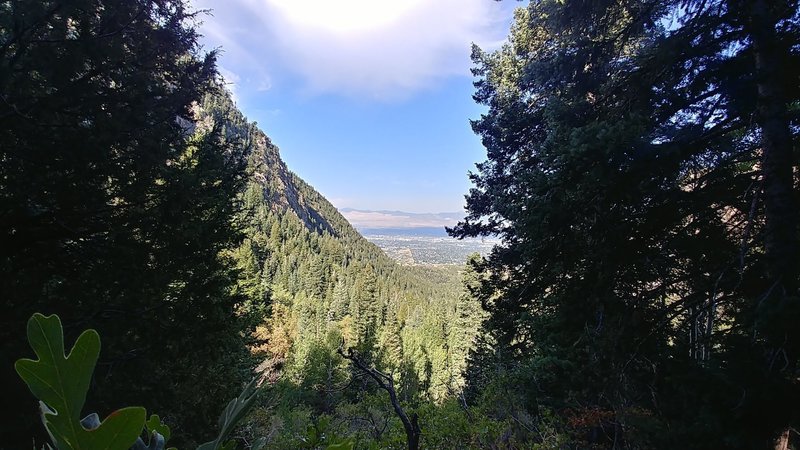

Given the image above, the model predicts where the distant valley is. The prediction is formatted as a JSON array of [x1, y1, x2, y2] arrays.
[[340, 208, 499, 265]]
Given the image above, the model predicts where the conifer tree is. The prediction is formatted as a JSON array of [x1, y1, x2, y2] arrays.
[[380, 301, 405, 374], [446, 254, 485, 392], [452, 0, 800, 447], [1, 1, 253, 446]]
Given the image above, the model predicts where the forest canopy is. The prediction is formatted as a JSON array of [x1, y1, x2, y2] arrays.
[[3, 0, 800, 449], [451, 0, 800, 448], [1, 0, 254, 446]]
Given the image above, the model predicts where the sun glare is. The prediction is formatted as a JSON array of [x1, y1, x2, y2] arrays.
[[266, 0, 425, 33]]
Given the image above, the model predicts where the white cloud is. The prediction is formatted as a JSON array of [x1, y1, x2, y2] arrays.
[[192, 0, 514, 100], [256, 79, 272, 92]]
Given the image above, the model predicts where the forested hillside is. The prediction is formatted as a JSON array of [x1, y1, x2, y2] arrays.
[[198, 92, 480, 412], [4, 0, 800, 449]]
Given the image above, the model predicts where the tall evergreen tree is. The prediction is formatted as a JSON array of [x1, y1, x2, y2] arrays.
[[380, 300, 405, 374], [453, 1, 799, 447], [447, 253, 485, 393], [0, 1, 252, 446]]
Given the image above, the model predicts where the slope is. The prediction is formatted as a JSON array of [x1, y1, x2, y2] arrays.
[[196, 91, 478, 408]]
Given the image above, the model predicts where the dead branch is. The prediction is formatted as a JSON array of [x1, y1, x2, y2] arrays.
[[337, 340, 421, 450]]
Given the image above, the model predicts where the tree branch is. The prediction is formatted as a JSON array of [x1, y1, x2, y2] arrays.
[[337, 341, 421, 450]]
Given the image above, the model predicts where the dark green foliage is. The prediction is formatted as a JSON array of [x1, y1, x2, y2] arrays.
[[452, 0, 800, 448], [1, 1, 254, 447], [197, 378, 264, 450], [15, 0, 790, 447], [16, 313, 266, 450]]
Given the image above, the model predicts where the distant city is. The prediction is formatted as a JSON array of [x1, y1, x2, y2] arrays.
[[340, 208, 499, 265], [357, 227, 497, 265]]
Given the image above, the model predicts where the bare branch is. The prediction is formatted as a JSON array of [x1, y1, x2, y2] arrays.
[[337, 340, 421, 450]]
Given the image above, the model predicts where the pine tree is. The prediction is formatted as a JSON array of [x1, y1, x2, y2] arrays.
[[351, 265, 380, 355], [446, 254, 486, 393], [329, 278, 350, 321], [380, 300, 404, 374], [1, 1, 252, 446], [452, 0, 800, 447]]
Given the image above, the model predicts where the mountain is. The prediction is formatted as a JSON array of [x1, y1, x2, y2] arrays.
[[339, 208, 464, 230], [360, 227, 451, 237], [197, 92, 479, 409]]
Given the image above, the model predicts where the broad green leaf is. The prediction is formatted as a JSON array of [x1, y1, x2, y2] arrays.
[[46, 407, 146, 450], [196, 378, 260, 450], [218, 440, 237, 450], [15, 314, 99, 422], [15, 313, 146, 450]]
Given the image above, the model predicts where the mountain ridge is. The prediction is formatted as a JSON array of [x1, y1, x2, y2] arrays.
[[339, 208, 464, 230]]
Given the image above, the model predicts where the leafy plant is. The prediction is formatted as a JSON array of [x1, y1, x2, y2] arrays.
[[197, 378, 264, 450], [15, 313, 146, 450], [298, 416, 354, 450], [15, 313, 265, 450]]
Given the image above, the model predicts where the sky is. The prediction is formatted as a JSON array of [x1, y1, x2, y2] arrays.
[[190, 0, 520, 213], [339, 208, 464, 230]]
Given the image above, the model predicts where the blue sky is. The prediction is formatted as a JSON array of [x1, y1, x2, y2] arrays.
[[191, 0, 520, 213]]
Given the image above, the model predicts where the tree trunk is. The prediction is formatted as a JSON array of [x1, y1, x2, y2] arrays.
[[747, 1, 799, 449], [750, 0, 799, 292]]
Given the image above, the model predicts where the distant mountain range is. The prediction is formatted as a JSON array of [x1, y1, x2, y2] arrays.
[[359, 227, 451, 237], [338, 208, 464, 232]]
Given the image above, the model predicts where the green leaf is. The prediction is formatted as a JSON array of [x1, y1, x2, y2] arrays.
[[46, 407, 146, 450], [196, 378, 260, 450], [250, 438, 266, 450], [146, 414, 172, 442], [15, 314, 99, 423], [15, 313, 146, 450]]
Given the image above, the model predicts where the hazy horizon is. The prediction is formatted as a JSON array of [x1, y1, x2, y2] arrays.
[[339, 207, 465, 230]]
